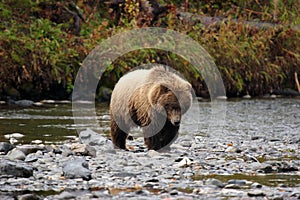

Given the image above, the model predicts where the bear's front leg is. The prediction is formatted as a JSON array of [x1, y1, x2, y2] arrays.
[[144, 121, 179, 151], [110, 118, 128, 150]]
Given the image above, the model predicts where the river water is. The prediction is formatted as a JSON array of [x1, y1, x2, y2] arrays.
[[0, 98, 299, 145]]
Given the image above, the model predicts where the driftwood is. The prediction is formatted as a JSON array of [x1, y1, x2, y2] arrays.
[[106, 0, 300, 31], [295, 72, 300, 93], [273, 88, 300, 97], [176, 12, 299, 32]]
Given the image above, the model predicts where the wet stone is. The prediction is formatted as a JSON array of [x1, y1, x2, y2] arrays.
[[17, 144, 47, 155], [227, 179, 247, 185], [174, 157, 193, 167], [79, 128, 112, 148], [54, 191, 76, 199], [224, 184, 241, 189], [0, 142, 14, 155], [18, 193, 39, 200], [251, 182, 263, 188], [114, 172, 137, 178], [169, 189, 179, 195], [7, 148, 26, 161], [147, 150, 160, 158], [221, 189, 245, 197], [70, 143, 96, 157], [62, 158, 91, 181], [251, 136, 265, 140], [24, 153, 38, 162], [225, 146, 237, 153], [248, 190, 266, 197], [0, 159, 33, 178], [14, 100, 34, 107], [205, 178, 225, 188]]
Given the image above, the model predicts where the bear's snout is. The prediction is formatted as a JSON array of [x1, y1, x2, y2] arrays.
[[173, 120, 180, 126], [171, 116, 181, 126]]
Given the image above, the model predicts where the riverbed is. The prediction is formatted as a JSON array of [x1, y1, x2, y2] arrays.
[[0, 98, 299, 199]]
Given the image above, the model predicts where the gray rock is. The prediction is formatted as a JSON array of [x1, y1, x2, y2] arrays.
[[251, 136, 265, 140], [25, 153, 38, 162], [62, 148, 74, 157], [205, 178, 225, 188], [70, 143, 96, 157], [0, 192, 14, 200], [290, 191, 300, 198], [7, 148, 26, 160], [0, 142, 14, 154], [269, 138, 281, 142], [174, 157, 193, 167], [244, 155, 260, 162], [224, 184, 241, 189], [114, 172, 137, 177], [54, 191, 76, 199], [17, 144, 47, 155], [169, 189, 179, 195], [221, 189, 245, 197], [247, 190, 266, 197], [227, 179, 247, 185], [0, 159, 33, 177], [14, 100, 34, 107], [62, 158, 91, 180], [225, 146, 237, 153], [251, 182, 262, 188], [259, 161, 298, 173], [18, 193, 39, 200], [147, 150, 160, 157], [79, 129, 112, 149]]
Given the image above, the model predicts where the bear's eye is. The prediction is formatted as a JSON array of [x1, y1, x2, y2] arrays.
[[165, 104, 178, 110]]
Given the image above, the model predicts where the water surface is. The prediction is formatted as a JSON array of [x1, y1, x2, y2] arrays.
[[0, 98, 299, 144]]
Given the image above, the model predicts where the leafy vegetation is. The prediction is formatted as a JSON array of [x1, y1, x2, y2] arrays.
[[0, 0, 299, 100]]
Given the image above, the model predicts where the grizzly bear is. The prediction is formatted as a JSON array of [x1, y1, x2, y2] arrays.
[[110, 66, 192, 151]]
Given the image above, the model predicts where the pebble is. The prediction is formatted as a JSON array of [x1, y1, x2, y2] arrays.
[[251, 182, 263, 188], [14, 100, 34, 107], [7, 148, 26, 161], [227, 179, 247, 185], [247, 190, 266, 197], [174, 157, 192, 167], [0, 128, 298, 199], [0, 142, 14, 154], [147, 150, 160, 158], [31, 140, 43, 144], [205, 178, 225, 188], [0, 159, 33, 177], [221, 189, 245, 197], [4, 133, 25, 139], [225, 146, 237, 153], [25, 153, 38, 162], [18, 193, 39, 200], [62, 158, 92, 181], [169, 189, 179, 195]]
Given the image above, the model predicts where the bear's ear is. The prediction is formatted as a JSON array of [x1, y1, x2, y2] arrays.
[[185, 83, 192, 91], [148, 84, 170, 106]]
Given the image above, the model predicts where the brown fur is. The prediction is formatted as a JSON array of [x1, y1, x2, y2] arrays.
[[110, 66, 192, 151]]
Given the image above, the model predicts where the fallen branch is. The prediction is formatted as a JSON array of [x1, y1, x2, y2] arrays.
[[177, 12, 299, 31], [295, 72, 300, 93]]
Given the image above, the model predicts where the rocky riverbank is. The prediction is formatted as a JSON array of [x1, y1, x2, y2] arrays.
[[0, 128, 299, 199]]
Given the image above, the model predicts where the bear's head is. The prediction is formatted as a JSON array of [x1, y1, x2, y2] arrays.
[[148, 83, 192, 127]]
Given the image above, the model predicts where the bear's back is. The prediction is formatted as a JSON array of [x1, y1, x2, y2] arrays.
[[111, 69, 150, 102], [110, 69, 151, 122]]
